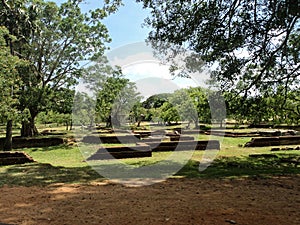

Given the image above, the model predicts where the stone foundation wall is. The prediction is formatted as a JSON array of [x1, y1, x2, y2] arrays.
[[0, 152, 34, 165], [245, 136, 300, 147], [0, 137, 64, 150], [82, 135, 141, 144]]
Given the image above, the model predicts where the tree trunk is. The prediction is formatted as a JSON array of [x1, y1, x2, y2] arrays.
[[106, 115, 112, 128], [3, 120, 13, 151], [112, 115, 120, 128], [70, 120, 73, 130], [194, 119, 199, 129], [21, 114, 38, 137]]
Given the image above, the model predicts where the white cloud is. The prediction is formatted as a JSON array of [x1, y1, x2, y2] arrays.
[[122, 62, 200, 96], [123, 62, 172, 80]]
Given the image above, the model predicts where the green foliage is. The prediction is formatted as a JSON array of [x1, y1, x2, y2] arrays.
[[187, 87, 210, 123], [138, 0, 300, 95], [0, 0, 119, 136], [81, 62, 141, 128], [224, 87, 300, 125], [140, 87, 215, 127], [0, 27, 24, 121], [72, 92, 96, 126], [142, 93, 170, 122], [96, 75, 141, 127], [142, 93, 171, 109], [160, 101, 180, 124], [168, 89, 198, 127], [129, 102, 146, 126]]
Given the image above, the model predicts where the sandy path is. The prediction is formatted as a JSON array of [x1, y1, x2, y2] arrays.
[[0, 176, 299, 225]]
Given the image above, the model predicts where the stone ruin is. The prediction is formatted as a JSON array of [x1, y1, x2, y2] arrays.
[[0, 152, 34, 166], [84, 130, 220, 160], [244, 135, 300, 147]]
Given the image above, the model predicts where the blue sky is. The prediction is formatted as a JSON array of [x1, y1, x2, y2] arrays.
[[54, 0, 204, 95], [102, 0, 151, 49], [54, 0, 150, 48]]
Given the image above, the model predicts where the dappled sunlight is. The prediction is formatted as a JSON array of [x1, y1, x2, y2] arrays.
[[0, 163, 104, 187]]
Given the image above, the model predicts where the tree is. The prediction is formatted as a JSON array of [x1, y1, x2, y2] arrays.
[[169, 89, 199, 128], [47, 87, 75, 130], [129, 102, 146, 127], [72, 92, 96, 127], [142, 93, 171, 122], [137, 0, 300, 96], [187, 87, 211, 124], [142, 93, 171, 109], [0, 0, 37, 149], [0, 26, 24, 150], [21, 0, 116, 136], [82, 58, 141, 128], [95, 75, 141, 128], [160, 101, 180, 125], [1, 0, 119, 136], [223, 85, 300, 126]]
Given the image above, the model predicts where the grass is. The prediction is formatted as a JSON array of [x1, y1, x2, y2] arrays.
[[0, 130, 299, 186], [177, 153, 300, 179]]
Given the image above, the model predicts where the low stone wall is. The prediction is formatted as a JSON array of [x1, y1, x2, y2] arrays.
[[0, 137, 64, 150], [144, 140, 220, 152], [248, 124, 300, 130], [86, 140, 220, 160], [179, 130, 204, 135], [0, 151, 34, 165], [132, 130, 152, 138], [245, 136, 300, 147], [86, 143, 151, 160], [82, 135, 141, 144], [168, 136, 195, 141], [271, 146, 300, 151], [140, 135, 194, 142], [133, 130, 166, 138]]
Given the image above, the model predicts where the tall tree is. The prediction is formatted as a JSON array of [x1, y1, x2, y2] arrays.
[[169, 89, 199, 128], [0, 27, 24, 150], [48, 87, 75, 130], [1, 0, 119, 136], [159, 101, 180, 125], [187, 87, 211, 124], [95, 75, 141, 128], [137, 0, 300, 95], [72, 92, 96, 127], [0, 0, 37, 149]]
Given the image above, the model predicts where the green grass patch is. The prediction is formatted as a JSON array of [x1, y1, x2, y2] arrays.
[[177, 153, 300, 178], [0, 163, 103, 187], [0, 131, 300, 186]]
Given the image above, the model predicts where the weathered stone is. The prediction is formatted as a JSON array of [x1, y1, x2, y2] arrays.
[[82, 135, 141, 144], [86, 143, 151, 160], [0, 152, 34, 165], [0, 137, 64, 150], [244, 136, 300, 147], [144, 140, 220, 152]]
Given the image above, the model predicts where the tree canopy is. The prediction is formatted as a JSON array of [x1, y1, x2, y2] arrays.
[[137, 0, 300, 95], [0, 0, 119, 136]]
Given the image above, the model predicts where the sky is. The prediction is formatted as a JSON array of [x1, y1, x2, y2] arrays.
[[54, 0, 206, 97], [54, 0, 150, 48]]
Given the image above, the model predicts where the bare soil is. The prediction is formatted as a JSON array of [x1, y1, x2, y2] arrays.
[[0, 176, 299, 225]]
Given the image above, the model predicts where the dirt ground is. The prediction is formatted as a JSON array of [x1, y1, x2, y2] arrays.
[[0, 176, 299, 225]]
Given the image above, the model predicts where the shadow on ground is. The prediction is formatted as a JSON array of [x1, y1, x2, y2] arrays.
[[0, 163, 103, 187], [0, 153, 299, 187], [178, 153, 300, 178]]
